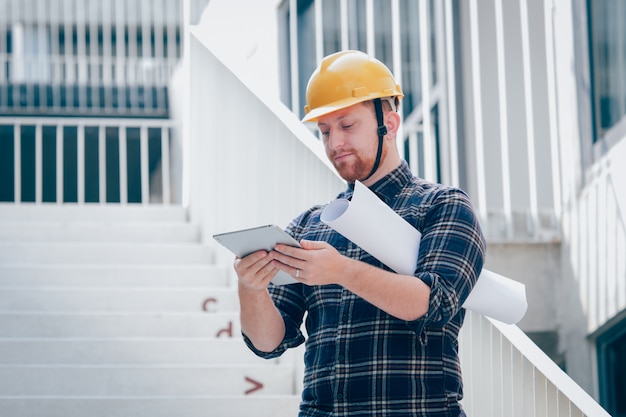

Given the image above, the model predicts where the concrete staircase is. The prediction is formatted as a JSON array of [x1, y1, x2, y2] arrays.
[[0, 205, 300, 417]]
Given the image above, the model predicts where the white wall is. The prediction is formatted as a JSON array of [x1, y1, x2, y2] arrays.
[[193, 0, 282, 99]]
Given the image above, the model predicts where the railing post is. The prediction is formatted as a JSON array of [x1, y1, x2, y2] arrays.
[[161, 126, 171, 205]]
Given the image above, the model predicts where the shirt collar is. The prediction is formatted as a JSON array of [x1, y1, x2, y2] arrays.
[[346, 160, 413, 205]]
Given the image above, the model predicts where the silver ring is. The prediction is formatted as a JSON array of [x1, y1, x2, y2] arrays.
[[295, 269, 300, 279]]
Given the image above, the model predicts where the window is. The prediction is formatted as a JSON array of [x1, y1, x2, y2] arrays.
[[597, 315, 626, 417], [588, 0, 626, 143]]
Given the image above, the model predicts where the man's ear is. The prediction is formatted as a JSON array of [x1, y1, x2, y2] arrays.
[[384, 111, 401, 139]]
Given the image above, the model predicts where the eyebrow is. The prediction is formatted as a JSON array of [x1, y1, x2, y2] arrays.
[[318, 114, 351, 128]]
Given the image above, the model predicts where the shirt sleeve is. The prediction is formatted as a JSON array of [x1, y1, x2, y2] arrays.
[[412, 187, 486, 328], [242, 283, 307, 359]]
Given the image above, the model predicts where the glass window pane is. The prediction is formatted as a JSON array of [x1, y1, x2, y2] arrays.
[[598, 318, 626, 417], [323, 0, 341, 55], [373, 0, 392, 65], [400, 0, 421, 117], [297, 0, 316, 120], [589, 0, 626, 141], [347, 0, 366, 52]]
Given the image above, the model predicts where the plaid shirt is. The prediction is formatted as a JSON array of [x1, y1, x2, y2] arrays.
[[244, 161, 486, 417]]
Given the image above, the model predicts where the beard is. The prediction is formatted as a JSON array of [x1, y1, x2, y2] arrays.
[[330, 143, 387, 182]]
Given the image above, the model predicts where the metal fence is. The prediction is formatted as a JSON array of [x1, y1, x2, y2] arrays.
[[0, 116, 176, 205]]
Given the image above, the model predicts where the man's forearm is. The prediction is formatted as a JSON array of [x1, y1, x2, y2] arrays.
[[341, 258, 431, 322], [238, 285, 286, 353]]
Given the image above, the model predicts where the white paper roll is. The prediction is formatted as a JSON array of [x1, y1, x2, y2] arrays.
[[321, 180, 528, 325], [321, 181, 421, 275]]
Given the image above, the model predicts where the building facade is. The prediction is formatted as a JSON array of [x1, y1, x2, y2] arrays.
[[0, 0, 208, 205], [274, 0, 626, 415]]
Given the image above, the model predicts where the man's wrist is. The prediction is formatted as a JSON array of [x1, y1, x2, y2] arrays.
[[237, 281, 269, 297]]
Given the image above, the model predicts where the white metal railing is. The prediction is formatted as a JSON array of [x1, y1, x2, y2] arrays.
[[0, 116, 176, 205], [460, 311, 611, 417], [187, 28, 610, 417]]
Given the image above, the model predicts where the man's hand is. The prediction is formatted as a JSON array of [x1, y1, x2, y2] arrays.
[[271, 240, 348, 286], [234, 251, 279, 292], [234, 251, 286, 353], [272, 239, 430, 322]]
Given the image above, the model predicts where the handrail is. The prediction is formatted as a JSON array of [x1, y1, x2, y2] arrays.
[[460, 311, 611, 417]]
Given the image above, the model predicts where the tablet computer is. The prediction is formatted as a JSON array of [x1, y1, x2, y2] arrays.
[[212, 224, 301, 285]]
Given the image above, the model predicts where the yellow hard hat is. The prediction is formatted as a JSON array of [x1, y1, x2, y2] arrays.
[[302, 50, 403, 122]]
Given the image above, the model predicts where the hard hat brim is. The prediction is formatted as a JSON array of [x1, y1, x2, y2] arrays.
[[301, 93, 403, 123], [302, 96, 371, 123]]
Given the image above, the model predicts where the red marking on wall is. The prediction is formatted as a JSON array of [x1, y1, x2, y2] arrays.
[[215, 321, 233, 338], [244, 376, 264, 395], [202, 297, 218, 311]]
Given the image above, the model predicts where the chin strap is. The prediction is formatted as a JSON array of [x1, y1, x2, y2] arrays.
[[361, 98, 387, 182]]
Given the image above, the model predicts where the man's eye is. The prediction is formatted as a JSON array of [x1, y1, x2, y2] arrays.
[[321, 131, 330, 137], [342, 124, 353, 130]]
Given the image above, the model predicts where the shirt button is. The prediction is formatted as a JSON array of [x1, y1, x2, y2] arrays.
[[337, 393, 344, 400], [337, 355, 344, 361]]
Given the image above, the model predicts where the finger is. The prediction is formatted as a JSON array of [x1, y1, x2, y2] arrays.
[[234, 250, 265, 272], [270, 250, 304, 270], [239, 257, 278, 289], [298, 240, 328, 250], [273, 244, 307, 260], [236, 252, 274, 279], [256, 261, 279, 282], [272, 259, 304, 281]]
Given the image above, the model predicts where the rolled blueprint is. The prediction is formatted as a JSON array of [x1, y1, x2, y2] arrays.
[[321, 180, 528, 325]]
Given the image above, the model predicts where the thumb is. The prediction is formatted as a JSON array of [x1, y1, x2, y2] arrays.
[[299, 239, 329, 250]]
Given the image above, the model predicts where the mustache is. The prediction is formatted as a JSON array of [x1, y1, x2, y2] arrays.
[[329, 148, 355, 159]]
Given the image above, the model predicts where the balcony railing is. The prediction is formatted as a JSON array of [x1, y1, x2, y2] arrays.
[[0, 116, 176, 205]]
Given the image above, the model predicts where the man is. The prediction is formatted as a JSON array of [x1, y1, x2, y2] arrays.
[[235, 50, 486, 416]]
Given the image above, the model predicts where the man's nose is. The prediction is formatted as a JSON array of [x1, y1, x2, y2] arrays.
[[326, 130, 344, 150]]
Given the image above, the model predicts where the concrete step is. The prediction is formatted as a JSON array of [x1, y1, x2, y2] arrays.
[[0, 243, 213, 265], [0, 203, 304, 416], [0, 338, 280, 366], [0, 265, 232, 287], [0, 287, 239, 312], [0, 204, 189, 223], [0, 221, 201, 243], [0, 312, 241, 338], [0, 396, 301, 417], [0, 365, 296, 396]]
